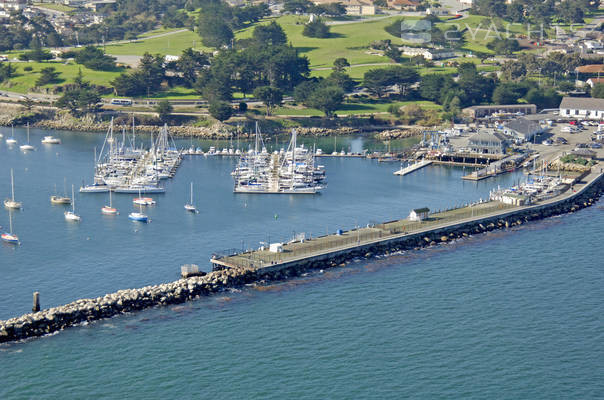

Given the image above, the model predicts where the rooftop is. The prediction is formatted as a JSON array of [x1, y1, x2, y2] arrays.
[[505, 117, 541, 134], [559, 96, 604, 110]]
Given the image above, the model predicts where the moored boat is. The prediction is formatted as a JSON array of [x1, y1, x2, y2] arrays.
[[19, 123, 35, 151], [4, 169, 22, 210], [64, 185, 81, 222], [42, 136, 61, 144], [1, 210, 19, 244], [184, 182, 197, 213], [101, 191, 118, 215]]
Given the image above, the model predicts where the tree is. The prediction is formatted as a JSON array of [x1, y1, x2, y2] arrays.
[[252, 22, 287, 46], [501, 61, 527, 81], [208, 100, 233, 121], [306, 85, 344, 117], [384, 47, 401, 63], [0, 62, 15, 83], [74, 46, 116, 71], [324, 71, 356, 92], [492, 83, 524, 104], [323, 3, 347, 16], [363, 69, 394, 98], [333, 57, 350, 72], [294, 80, 319, 103], [56, 71, 101, 116], [420, 74, 447, 101], [36, 67, 60, 86], [303, 19, 330, 38], [283, 0, 312, 14], [486, 38, 520, 55], [592, 83, 604, 99], [387, 66, 420, 95], [253, 86, 283, 115], [155, 100, 173, 122], [198, 13, 234, 48], [176, 48, 209, 88]]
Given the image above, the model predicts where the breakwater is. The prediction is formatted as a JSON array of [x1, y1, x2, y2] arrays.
[[2, 173, 603, 344]]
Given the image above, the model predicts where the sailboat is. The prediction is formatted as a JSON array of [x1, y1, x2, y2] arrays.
[[50, 179, 71, 205], [4, 169, 22, 209], [5, 125, 17, 145], [133, 188, 155, 205], [128, 201, 148, 222], [64, 185, 81, 221], [101, 190, 118, 215], [20, 123, 35, 151], [1, 209, 19, 244], [184, 182, 197, 213]]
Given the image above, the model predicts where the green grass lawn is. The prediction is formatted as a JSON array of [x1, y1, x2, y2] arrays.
[[0, 61, 123, 94], [273, 100, 441, 116], [105, 30, 209, 56], [33, 3, 75, 13]]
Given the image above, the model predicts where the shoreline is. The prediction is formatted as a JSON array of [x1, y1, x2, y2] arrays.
[[2, 171, 602, 344]]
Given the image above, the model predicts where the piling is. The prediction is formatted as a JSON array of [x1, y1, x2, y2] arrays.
[[32, 292, 40, 312]]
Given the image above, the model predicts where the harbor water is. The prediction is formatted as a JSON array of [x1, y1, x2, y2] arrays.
[[1, 127, 603, 398]]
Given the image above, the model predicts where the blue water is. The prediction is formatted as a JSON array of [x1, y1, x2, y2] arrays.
[[1, 127, 603, 398]]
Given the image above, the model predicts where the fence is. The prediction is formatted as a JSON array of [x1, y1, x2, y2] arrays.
[[216, 201, 518, 269]]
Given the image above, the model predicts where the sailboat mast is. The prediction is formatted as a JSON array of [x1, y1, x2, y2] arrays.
[[190, 182, 193, 204], [8, 209, 13, 234], [71, 184, 75, 212], [10, 168, 15, 201], [27, 122, 30, 144]]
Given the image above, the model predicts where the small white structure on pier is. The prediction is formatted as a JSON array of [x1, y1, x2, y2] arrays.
[[269, 243, 284, 253], [409, 207, 430, 222]]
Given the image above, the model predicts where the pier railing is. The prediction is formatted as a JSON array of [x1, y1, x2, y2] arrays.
[[217, 201, 517, 269]]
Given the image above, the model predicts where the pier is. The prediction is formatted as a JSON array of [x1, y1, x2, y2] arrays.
[[2, 171, 603, 344], [393, 160, 433, 176]]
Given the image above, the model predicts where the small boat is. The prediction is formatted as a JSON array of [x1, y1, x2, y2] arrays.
[[64, 185, 81, 222], [184, 182, 197, 213], [128, 201, 148, 222], [19, 123, 35, 151], [50, 195, 71, 205], [42, 136, 61, 144], [133, 188, 155, 206], [50, 180, 71, 205], [1, 209, 19, 244], [5, 125, 16, 145], [79, 183, 110, 193], [101, 191, 118, 215], [4, 169, 22, 210]]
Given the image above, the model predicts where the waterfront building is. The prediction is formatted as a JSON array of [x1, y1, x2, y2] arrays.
[[462, 104, 537, 119], [468, 131, 508, 155], [503, 117, 544, 143]]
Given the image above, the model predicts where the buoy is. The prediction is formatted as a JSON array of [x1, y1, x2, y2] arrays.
[[274, 214, 278, 220]]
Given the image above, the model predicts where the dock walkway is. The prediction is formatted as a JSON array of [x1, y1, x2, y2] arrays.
[[393, 160, 433, 176]]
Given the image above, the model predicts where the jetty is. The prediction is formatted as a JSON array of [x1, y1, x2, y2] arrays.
[[462, 154, 527, 181], [2, 170, 603, 344], [393, 159, 433, 176]]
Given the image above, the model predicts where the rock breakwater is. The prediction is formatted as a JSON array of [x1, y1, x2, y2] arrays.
[[2, 174, 602, 344]]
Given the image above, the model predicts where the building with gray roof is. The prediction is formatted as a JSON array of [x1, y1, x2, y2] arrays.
[[559, 97, 604, 120]]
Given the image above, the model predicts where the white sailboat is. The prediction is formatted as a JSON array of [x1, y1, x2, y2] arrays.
[[1, 209, 19, 244], [4, 169, 22, 209], [20, 123, 35, 151], [101, 190, 118, 215], [184, 182, 197, 213], [64, 185, 81, 221], [5, 125, 17, 145], [42, 136, 61, 144]]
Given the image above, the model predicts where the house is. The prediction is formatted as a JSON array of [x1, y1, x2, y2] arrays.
[[559, 96, 604, 119], [468, 131, 508, 154], [311, 0, 375, 15], [462, 104, 537, 119], [400, 46, 456, 60], [586, 77, 604, 88], [409, 207, 430, 222], [85, 0, 117, 12], [503, 117, 544, 142], [459, 0, 473, 6], [0, 0, 26, 11], [387, 0, 420, 11], [575, 64, 604, 74]]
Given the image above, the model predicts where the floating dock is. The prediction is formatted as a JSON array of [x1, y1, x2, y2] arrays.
[[393, 160, 433, 176]]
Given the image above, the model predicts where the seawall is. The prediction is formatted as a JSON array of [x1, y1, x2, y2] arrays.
[[2, 173, 603, 344]]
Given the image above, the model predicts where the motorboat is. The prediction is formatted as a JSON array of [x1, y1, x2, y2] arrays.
[[42, 136, 61, 144], [50, 195, 71, 205]]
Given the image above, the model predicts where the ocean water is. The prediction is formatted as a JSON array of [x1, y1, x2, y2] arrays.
[[1, 127, 602, 399]]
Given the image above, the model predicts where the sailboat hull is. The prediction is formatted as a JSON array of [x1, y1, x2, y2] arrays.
[[101, 207, 118, 215], [1, 233, 19, 244], [128, 212, 148, 222], [4, 199, 22, 209]]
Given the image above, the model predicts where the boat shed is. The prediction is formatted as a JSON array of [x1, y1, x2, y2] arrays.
[[409, 207, 430, 221]]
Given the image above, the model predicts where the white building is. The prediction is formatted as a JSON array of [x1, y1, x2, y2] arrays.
[[408, 207, 430, 222], [559, 96, 604, 120]]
